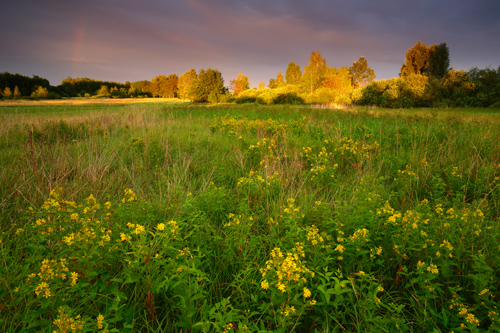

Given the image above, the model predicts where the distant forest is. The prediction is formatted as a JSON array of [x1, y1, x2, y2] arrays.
[[1, 41, 499, 108]]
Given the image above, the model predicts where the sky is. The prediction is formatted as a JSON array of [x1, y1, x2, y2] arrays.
[[1, 0, 499, 88]]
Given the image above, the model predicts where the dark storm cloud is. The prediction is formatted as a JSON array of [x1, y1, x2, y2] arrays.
[[1, 0, 499, 87]]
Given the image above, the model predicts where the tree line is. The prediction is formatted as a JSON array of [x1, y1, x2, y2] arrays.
[[2, 41, 499, 107], [232, 41, 499, 108]]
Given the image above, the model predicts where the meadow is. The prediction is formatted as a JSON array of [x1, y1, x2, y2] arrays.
[[1, 99, 500, 332]]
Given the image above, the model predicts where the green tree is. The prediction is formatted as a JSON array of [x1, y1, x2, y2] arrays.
[[427, 43, 450, 79], [349, 56, 376, 88], [230, 72, 250, 95], [178, 69, 197, 100], [191, 68, 224, 103], [301, 50, 328, 93], [285, 62, 302, 85], [3, 87, 12, 99]]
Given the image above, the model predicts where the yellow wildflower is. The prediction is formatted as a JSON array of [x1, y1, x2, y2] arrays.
[[97, 314, 104, 329], [71, 272, 78, 285], [134, 224, 145, 235], [261, 280, 269, 290], [479, 289, 489, 296]]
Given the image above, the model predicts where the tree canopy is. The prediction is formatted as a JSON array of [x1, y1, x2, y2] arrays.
[[178, 69, 198, 100], [349, 56, 376, 88], [301, 50, 328, 93], [191, 68, 225, 102], [285, 62, 302, 85], [230, 72, 250, 95], [401, 41, 450, 78]]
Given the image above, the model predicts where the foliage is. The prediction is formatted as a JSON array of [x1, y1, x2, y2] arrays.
[[59, 77, 127, 98], [230, 72, 250, 95], [285, 61, 302, 85], [401, 41, 450, 79], [428, 43, 451, 79], [191, 68, 225, 103], [349, 56, 376, 88], [178, 69, 198, 100], [31, 86, 49, 99], [0, 71, 50, 97], [150, 74, 179, 98], [301, 50, 328, 93]]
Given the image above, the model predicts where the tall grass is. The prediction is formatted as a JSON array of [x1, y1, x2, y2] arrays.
[[1, 100, 500, 332]]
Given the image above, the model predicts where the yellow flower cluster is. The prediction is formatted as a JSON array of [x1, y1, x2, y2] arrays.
[[260, 243, 314, 294], [248, 138, 277, 154], [280, 305, 296, 317], [223, 213, 254, 228], [32, 258, 80, 298], [349, 228, 370, 243], [307, 225, 324, 246], [450, 294, 480, 327], [280, 198, 303, 220], [122, 188, 137, 203], [52, 306, 84, 333], [222, 322, 234, 333], [398, 165, 417, 177], [97, 313, 105, 329], [451, 166, 462, 179], [176, 247, 193, 259], [333, 137, 380, 159], [237, 170, 281, 188]]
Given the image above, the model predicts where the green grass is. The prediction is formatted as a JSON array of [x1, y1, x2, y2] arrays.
[[1, 100, 500, 332]]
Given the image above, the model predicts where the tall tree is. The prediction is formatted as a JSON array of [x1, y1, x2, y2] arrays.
[[400, 40, 430, 77], [3, 87, 12, 99], [285, 61, 302, 85], [276, 72, 285, 86], [13, 86, 21, 99], [401, 41, 450, 78], [230, 72, 250, 95], [191, 68, 224, 103], [323, 66, 352, 93], [164, 74, 179, 98], [301, 50, 328, 93], [98, 85, 110, 96], [427, 43, 450, 79], [349, 56, 376, 88], [178, 69, 198, 100], [150, 75, 167, 98]]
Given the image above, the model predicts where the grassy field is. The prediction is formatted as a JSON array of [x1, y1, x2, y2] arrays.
[[1, 100, 500, 332]]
